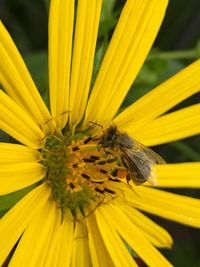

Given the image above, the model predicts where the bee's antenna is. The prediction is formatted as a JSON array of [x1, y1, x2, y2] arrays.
[[89, 121, 105, 134]]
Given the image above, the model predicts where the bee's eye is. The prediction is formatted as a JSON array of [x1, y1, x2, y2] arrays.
[[107, 131, 115, 141]]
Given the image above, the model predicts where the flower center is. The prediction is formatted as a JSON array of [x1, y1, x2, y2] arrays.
[[40, 127, 126, 220]]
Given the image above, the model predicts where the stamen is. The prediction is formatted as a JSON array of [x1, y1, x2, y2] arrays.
[[70, 182, 75, 189], [105, 151, 113, 155], [108, 177, 120, 183], [72, 146, 79, 151], [104, 188, 115, 194], [83, 136, 93, 144], [83, 158, 96, 163], [97, 160, 106, 165], [111, 169, 118, 177], [81, 173, 90, 180], [106, 158, 117, 163], [95, 188, 104, 194], [100, 169, 107, 174], [90, 155, 99, 161]]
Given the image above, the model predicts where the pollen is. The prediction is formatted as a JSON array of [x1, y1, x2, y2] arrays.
[[40, 127, 126, 220]]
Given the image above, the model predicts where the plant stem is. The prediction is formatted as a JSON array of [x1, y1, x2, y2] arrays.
[[148, 50, 198, 60]]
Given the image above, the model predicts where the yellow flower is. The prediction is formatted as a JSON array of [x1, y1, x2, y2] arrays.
[[0, 0, 200, 266]]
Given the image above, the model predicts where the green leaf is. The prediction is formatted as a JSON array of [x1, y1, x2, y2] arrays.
[[0, 183, 39, 215], [169, 141, 200, 161], [24, 50, 48, 96]]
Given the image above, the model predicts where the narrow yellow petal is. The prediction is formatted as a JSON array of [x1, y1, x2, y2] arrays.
[[70, 0, 102, 126], [126, 186, 200, 228], [156, 163, 200, 188], [49, 0, 74, 129], [0, 22, 53, 133], [0, 143, 39, 163], [0, 162, 45, 195], [100, 204, 172, 267], [117, 200, 173, 248], [0, 184, 51, 266], [9, 200, 57, 267], [71, 222, 91, 267], [87, 213, 115, 267], [130, 104, 200, 146], [96, 208, 138, 267], [36, 209, 62, 267], [46, 213, 74, 267], [41, 210, 62, 267], [115, 59, 200, 130], [0, 91, 45, 149], [84, 0, 168, 126]]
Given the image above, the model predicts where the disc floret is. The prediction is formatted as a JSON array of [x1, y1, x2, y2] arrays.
[[40, 128, 123, 220]]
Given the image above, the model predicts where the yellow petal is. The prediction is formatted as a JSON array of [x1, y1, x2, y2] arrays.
[[99, 204, 173, 267], [115, 59, 200, 130], [0, 162, 45, 195], [39, 209, 62, 267], [117, 200, 173, 248], [87, 213, 115, 267], [156, 163, 200, 188], [36, 209, 62, 267], [44, 212, 74, 267], [0, 184, 51, 266], [0, 22, 53, 133], [0, 90, 45, 149], [71, 222, 91, 267], [70, 0, 102, 126], [84, 0, 168, 126], [96, 207, 138, 267], [130, 103, 200, 146], [49, 0, 74, 129], [0, 143, 40, 163], [126, 186, 200, 228], [9, 199, 57, 267]]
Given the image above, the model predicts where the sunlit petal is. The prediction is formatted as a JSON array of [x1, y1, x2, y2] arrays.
[[71, 222, 91, 267], [85, 0, 168, 126], [0, 184, 51, 266], [9, 200, 57, 267], [115, 59, 200, 130], [0, 143, 39, 163], [70, 0, 102, 126], [0, 22, 53, 133], [117, 200, 173, 248], [96, 207, 138, 266], [87, 213, 115, 267], [156, 163, 200, 188], [124, 186, 200, 228], [0, 162, 45, 195], [0, 91, 45, 149], [49, 0, 74, 129], [128, 103, 200, 146], [99, 204, 172, 267]]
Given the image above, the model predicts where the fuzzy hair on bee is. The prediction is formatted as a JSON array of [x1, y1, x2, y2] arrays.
[[99, 125, 165, 186]]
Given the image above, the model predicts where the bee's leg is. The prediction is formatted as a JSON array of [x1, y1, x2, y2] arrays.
[[126, 173, 132, 185], [40, 111, 71, 129]]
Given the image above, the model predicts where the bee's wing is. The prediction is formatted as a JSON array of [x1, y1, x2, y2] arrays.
[[121, 148, 157, 185], [132, 139, 166, 164]]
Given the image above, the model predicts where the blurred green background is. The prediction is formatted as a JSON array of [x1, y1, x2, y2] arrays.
[[0, 0, 200, 266]]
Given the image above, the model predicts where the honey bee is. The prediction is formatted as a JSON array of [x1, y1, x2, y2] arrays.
[[99, 125, 165, 185]]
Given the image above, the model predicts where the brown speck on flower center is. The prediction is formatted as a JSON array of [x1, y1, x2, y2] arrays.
[[40, 127, 126, 220]]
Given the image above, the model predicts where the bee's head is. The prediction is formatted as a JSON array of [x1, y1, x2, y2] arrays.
[[100, 126, 117, 148]]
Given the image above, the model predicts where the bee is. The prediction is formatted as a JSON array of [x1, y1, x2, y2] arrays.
[[99, 125, 165, 186]]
